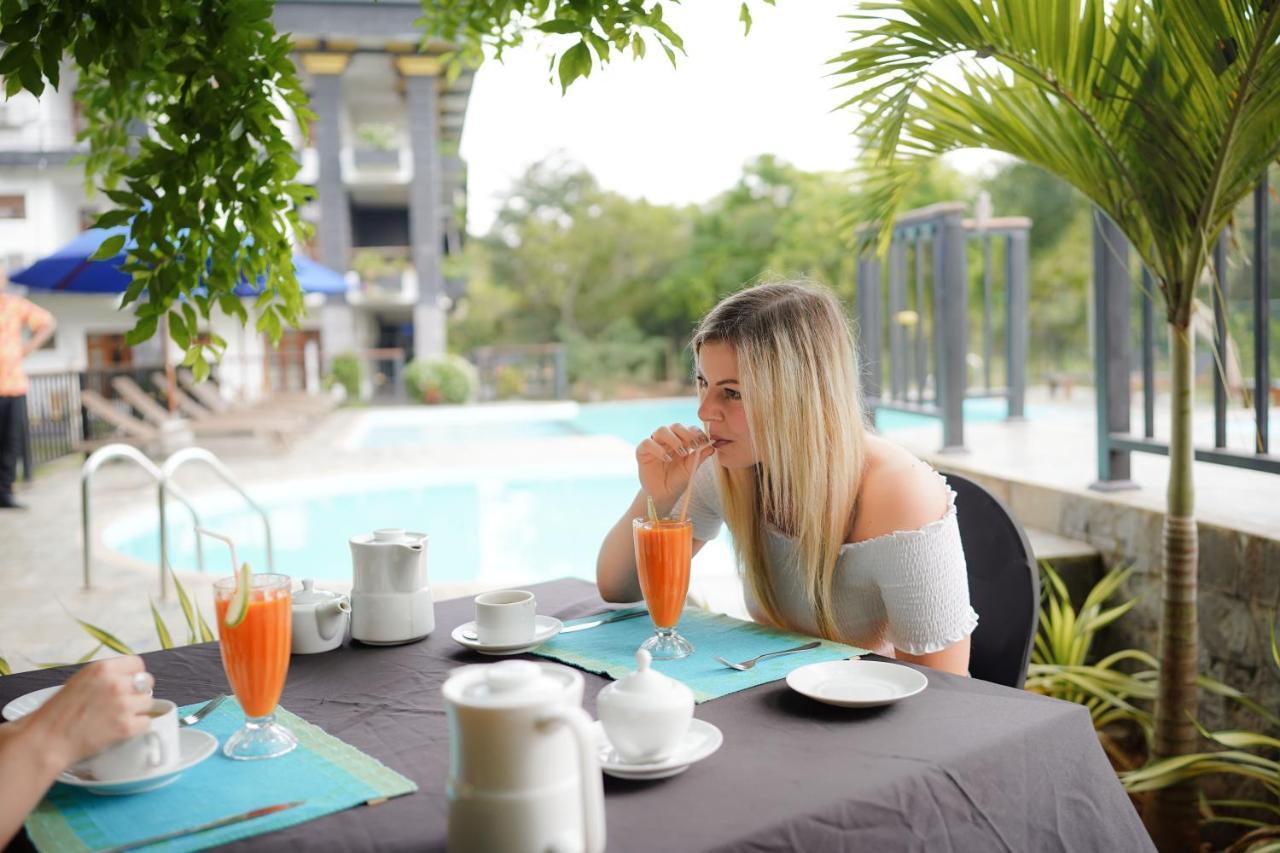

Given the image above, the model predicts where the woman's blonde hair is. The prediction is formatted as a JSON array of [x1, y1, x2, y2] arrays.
[[692, 281, 867, 638]]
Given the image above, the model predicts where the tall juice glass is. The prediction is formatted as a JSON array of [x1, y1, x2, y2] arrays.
[[633, 517, 694, 660], [214, 573, 296, 760]]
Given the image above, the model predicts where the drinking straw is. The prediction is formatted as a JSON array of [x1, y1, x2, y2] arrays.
[[646, 494, 659, 524], [677, 451, 706, 523]]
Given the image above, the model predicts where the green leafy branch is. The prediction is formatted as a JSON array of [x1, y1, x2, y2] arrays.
[[1, 0, 315, 380], [415, 0, 773, 92]]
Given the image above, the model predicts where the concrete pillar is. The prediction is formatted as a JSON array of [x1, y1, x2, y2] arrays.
[[398, 55, 445, 359], [300, 53, 352, 276]]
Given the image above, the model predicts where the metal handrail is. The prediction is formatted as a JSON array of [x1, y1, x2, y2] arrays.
[[81, 443, 204, 597], [160, 447, 274, 575]]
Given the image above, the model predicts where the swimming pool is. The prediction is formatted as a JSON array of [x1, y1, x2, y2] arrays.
[[348, 396, 1016, 450], [106, 397, 1018, 585]]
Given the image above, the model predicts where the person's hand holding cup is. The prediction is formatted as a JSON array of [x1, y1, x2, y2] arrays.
[[21, 656, 157, 772], [474, 590, 537, 645]]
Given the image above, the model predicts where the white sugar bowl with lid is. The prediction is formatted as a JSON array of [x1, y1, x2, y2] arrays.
[[291, 579, 351, 654], [596, 648, 694, 763]]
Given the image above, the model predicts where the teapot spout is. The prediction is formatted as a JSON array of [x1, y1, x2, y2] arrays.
[[316, 595, 352, 641]]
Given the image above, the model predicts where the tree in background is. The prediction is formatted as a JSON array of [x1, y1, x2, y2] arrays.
[[0, 0, 765, 373], [835, 2, 1280, 847]]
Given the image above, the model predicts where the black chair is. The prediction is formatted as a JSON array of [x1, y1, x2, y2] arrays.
[[946, 473, 1040, 688]]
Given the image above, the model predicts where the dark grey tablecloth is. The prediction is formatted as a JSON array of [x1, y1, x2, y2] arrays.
[[2, 579, 1153, 852]]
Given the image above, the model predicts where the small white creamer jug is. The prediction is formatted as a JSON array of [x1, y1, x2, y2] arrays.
[[443, 660, 606, 853]]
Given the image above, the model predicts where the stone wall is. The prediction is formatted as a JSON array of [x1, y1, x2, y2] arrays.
[[937, 467, 1280, 735]]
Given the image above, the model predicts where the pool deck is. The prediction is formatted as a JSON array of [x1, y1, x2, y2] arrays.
[[1, 394, 1275, 674]]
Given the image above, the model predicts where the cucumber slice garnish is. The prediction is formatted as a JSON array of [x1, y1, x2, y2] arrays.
[[223, 561, 252, 628]]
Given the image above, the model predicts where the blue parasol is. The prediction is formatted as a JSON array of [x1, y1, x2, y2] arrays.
[[10, 227, 348, 296]]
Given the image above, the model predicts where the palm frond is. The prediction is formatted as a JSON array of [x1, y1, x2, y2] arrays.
[[836, 0, 1280, 320]]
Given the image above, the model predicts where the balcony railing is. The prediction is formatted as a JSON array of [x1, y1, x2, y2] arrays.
[[855, 202, 1031, 451], [1092, 174, 1278, 483]]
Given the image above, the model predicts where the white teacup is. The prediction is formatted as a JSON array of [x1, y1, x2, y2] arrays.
[[474, 589, 537, 646], [85, 699, 179, 781]]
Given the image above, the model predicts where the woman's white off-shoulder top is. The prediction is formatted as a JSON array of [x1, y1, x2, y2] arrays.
[[684, 462, 979, 656]]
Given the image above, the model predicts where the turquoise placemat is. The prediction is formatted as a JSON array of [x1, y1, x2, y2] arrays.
[[532, 607, 867, 702], [25, 697, 416, 853]]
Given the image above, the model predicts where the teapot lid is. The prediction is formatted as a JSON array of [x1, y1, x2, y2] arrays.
[[608, 649, 690, 701], [350, 528, 427, 548], [293, 579, 342, 607], [445, 660, 582, 708]]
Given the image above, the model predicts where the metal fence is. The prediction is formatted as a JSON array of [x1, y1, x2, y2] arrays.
[[19, 364, 170, 479], [855, 202, 1030, 451], [1092, 177, 1278, 484], [470, 344, 568, 402]]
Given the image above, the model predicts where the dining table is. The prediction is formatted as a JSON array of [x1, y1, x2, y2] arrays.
[[1, 578, 1155, 852]]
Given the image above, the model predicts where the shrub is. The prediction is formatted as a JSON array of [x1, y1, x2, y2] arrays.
[[405, 354, 476, 405], [493, 364, 527, 400], [325, 352, 362, 401]]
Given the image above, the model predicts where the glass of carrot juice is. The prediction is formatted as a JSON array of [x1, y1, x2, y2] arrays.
[[214, 572, 296, 760], [632, 517, 694, 660]]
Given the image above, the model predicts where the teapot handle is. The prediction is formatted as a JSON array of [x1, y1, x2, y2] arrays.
[[537, 705, 606, 853]]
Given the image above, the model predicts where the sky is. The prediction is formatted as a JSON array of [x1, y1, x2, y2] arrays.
[[458, 2, 1000, 235]]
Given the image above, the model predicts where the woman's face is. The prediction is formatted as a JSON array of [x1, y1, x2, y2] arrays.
[[695, 341, 757, 469]]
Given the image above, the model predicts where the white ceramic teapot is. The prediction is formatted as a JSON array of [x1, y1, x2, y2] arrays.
[[348, 528, 434, 645], [443, 660, 606, 853], [291, 579, 350, 655], [596, 648, 694, 763]]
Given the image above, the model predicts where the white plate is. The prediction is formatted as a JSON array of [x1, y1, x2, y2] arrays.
[[786, 660, 928, 708], [594, 719, 723, 780], [451, 615, 563, 655], [56, 729, 219, 796], [2, 685, 61, 721]]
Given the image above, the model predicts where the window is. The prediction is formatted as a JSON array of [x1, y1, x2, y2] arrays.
[[0, 195, 26, 219]]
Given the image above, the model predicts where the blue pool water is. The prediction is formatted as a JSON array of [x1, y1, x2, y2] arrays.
[[354, 396, 1015, 450], [107, 397, 1019, 584]]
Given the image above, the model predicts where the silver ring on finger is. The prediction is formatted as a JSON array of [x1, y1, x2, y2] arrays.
[[131, 671, 154, 695]]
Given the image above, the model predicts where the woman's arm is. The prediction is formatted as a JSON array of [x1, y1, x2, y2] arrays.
[[896, 637, 971, 676], [0, 656, 154, 847]]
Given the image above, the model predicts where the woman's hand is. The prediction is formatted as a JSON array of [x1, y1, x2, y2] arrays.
[[637, 423, 714, 511], [27, 656, 155, 769], [0, 656, 155, 848]]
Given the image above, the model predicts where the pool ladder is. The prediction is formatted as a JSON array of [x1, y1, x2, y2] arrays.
[[81, 444, 274, 598]]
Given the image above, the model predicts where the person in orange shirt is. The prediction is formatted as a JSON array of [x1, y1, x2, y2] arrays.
[[0, 273, 56, 509]]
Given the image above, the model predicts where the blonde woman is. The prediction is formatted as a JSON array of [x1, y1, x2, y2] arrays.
[[596, 281, 976, 676]]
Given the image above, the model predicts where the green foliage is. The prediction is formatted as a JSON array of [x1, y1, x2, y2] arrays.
[[415, 1, 773, 90], [354, 122, 398, 150], [405, 354, 477, 404], [325, 352, 363, 401], [835, 0, 1280, 327], [0, 0, 315, 381], [564, 318, 669, 398], [1027, 562, 1280, 842], [1120, 625, 1280, 843], [493, 364, 527, 400]]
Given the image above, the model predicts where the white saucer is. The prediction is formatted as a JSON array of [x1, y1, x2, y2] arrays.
[[451, 615, 563, 655], [786, 659, 928, 708], [56, 729, 219, 796], [594, 719, 723, 780], [2, 685, 61, 721]]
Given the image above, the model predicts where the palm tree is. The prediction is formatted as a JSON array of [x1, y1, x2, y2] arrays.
[[833, 2, 1280, 849]]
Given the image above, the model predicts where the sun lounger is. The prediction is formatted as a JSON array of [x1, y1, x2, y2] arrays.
[[177, 370, 340, 418], [150, 372, 309, 431], [78, 389, 160, 449], [110, 376, 293, 448]]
